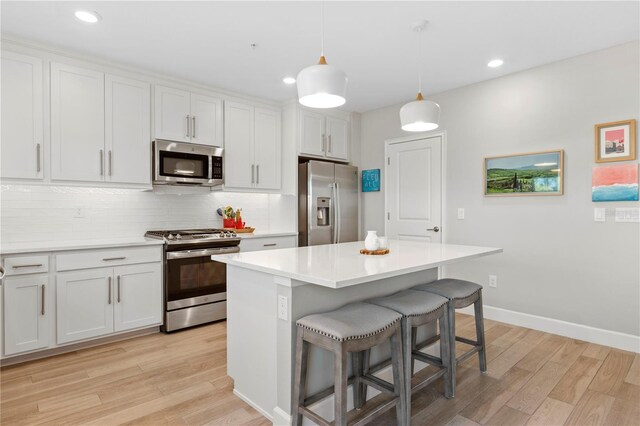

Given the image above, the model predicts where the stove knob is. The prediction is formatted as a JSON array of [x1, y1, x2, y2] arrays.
[[176, 234, 182, 240], [231, 232, 237, 237], [167, 234, 174, 240]]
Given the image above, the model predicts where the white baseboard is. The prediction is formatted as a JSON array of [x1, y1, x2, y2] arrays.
[[459, 305, 640, 353], [232, 389, 273, 422], [272, 406, 291, 426]]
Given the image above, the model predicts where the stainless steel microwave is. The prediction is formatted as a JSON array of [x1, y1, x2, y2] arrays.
[[153, 140, 223, 187]]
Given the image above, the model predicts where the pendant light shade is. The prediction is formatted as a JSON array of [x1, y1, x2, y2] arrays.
[[400, 22, 440, 132], [297, 2, 347, 109], [400, 93, 440, 132], [297, 56, 347, 108]]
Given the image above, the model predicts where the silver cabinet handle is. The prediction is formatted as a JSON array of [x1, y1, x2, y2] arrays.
[[108, 150, 112, 176], [36, 144, 41, 173], [251, 164, 255, 184], [117, 275, 121, 303], [427, 226, 440, 232], [322, 134, 326, 152], [41, 284, 45, 315], [328, 135, 332, 153], [100, 149, 104, 175], [102, 257, 126, 261], [186, 115, 191, 138], [256, 164, 260, 185], [263, 243, 277, 247], [192, 116, 196, 138], [108, 276, 112, 304], [12, 264, 43, 269]]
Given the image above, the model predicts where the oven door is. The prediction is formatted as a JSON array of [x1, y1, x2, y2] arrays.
[[165, 246, 239, 310]]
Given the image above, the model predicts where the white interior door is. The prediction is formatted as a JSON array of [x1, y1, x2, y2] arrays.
[[386, 136, 442, 242]]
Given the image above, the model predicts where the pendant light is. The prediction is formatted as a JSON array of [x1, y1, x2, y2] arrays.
[[400, 22, 440, 132], [297, 2, 347, 109]]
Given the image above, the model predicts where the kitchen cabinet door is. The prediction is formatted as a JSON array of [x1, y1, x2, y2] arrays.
[[4, 275, 50, 355], [224, 102, 255, 188], [1, 51, 44, 180], [299, 109, 325, 157], [190, 93, 223, 147], [154, 85, 190, 143], [105, 74, 151, 185], [50, 62, 105, 182], [254, 108, 281, 190], [325, 116, 349, 161], [57, 268, 114, 344], [113, 263, 162, 332]]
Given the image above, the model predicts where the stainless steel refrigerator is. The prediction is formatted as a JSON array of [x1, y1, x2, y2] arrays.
[[298, 160, 359, 246]]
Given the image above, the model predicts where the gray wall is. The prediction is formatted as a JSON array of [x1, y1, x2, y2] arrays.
[[359, 41, 640, 336]]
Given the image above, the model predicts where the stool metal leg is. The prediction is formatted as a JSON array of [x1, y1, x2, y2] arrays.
[[334, 346, 348, 426], [474, 292, 487, 372], [439, 313, 453, 398], [292, 331, 309, 426], [447, 301, 457, 397], [390, 325, 408, 426]]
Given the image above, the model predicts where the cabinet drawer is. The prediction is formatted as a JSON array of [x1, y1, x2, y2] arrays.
[[56, 246, 162, 271], [239, 236, 296, 253], [3, 255, 49, 276]]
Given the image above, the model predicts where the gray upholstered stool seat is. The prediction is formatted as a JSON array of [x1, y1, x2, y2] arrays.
[[292, 303, 407, 426], [365, 290, 453, 420], [412, 278, 487, 397]]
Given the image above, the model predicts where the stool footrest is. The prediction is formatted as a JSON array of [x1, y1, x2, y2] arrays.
[[304, 377, 356, 407], [359, 374, 395, 395], [411, 367, 447, 394], [412, 351, 444, 368], [299, 406, 331, 426], [455, 336, 479, 346], [456, 345, 481, 364], [415, 334, 441, 351]]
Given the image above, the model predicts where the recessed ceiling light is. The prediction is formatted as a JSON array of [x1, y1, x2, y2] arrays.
[[75, 10, 101, 23], [487, 59, 504, 68], [282, 76, 296, 85]]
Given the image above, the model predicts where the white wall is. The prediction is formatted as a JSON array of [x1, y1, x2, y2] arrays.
[[0, 185, 296, 244], [359, 41, 640, 337]]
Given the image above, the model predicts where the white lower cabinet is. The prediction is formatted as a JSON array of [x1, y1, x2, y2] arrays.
[[56, 268, 114, 344], [4, 275, 50, 355], [113, 263, 162, 332]]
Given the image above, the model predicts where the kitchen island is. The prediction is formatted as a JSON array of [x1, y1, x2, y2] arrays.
[[212, 240, 502, 425]]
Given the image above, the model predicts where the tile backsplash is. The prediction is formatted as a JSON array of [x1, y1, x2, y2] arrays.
[[0, 184, 296, 244]]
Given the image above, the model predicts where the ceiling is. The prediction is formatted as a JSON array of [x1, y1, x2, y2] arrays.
[[2, 1, 638, 112]]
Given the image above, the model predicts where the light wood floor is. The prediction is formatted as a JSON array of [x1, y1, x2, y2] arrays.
[[1, 314, 638, 425]]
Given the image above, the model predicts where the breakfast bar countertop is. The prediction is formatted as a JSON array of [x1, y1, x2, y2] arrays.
[[212, 240, 502, 288]]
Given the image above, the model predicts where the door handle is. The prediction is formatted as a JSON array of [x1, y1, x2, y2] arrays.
[[41, 284, 45, 315], [12, 264, 43, 269], [322, 134, 326, 152], [427, 226, 440, 233], [102, 257, 126, 261], [263, 243, 277, 247], [251, 164, 255, 184], [108, 276, 112, 304], [36, 144, 41, 173], [256, 164, 260, 185], [108, 150, 112, 176], [100, 149, 104, 175], [186, 115, 191, 138], [328, 135, 332, 153], [117, 275, 121, 303], [192, 116, 196, 138]]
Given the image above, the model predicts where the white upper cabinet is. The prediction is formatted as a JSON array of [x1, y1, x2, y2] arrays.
[[50, 62, 105, 182], [299, 110, 325, 157], [325, 116, 349, 160], [106, 74, 151, 185], [254, 108, 282, 190], [224, 102, 281, 191], [154, 85, 223, 146], [298, 108, 350, 161], [190, 93, 223, 147], [1, 51, 44, 180], [154, 85, 190, 143], [224, 101, 254, 188]]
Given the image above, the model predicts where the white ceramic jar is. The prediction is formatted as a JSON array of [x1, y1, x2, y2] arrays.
[[364, 230, 380, 251]]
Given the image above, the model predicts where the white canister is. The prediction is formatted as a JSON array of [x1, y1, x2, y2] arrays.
[[377, 236, 389, 250], [364, 230, 380, 251]]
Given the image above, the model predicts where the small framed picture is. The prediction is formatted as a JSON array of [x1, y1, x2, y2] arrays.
[[484, 150, 564, 196], [361, 169, 380, 192], [594, 119, 636, 163]]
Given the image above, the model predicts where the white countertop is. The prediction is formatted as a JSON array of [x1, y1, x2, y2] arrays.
[[0, 237, 165, 255], [213, 240, 502, 288]]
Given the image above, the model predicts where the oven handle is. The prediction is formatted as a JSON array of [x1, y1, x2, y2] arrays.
[[166, 246, 240, 260]]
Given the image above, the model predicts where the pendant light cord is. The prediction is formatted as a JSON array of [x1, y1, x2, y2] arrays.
[[321, 1, 325, 57], [417, 26, 422, 95]]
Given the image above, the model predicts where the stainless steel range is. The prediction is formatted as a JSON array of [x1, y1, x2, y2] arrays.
[[145, 228, 240, 332]]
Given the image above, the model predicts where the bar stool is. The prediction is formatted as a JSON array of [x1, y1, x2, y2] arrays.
[[365, 290, 453, 421], [412, 279, 486, 396], [292, 302, 407, 426]]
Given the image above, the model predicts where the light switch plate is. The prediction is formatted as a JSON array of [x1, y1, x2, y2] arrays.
[[615, 208, 639, 223], [277, 295, 288, 320], [457, 208, 465, 220], [594, 208, 606, 222]]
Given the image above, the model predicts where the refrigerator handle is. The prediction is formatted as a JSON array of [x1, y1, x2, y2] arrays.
[[333, 182, 340, 244]]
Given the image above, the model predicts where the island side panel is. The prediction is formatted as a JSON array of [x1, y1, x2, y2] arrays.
[[226, 265, 278, 420], [275, 267, 439, 423]]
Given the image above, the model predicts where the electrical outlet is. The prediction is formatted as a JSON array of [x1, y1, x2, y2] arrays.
[[457, 208, 465, 220], [278, 295, 288, 320], [73, 207, 85, 218], [594, 208, 606, 222], [489, 275, 497, 288]]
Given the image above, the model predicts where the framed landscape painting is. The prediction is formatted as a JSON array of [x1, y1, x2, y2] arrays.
[[484, 150, 564, 196], [592, 164, 639, 202], [594, 119, 636, 163]]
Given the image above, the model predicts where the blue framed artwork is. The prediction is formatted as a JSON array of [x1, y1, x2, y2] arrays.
[[362, 169, 380, 192]]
